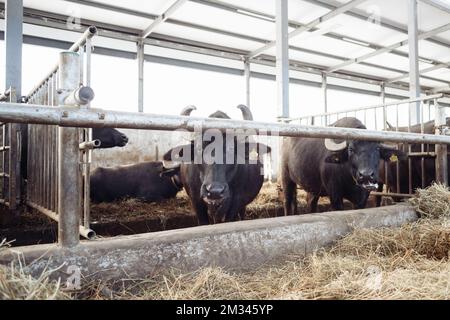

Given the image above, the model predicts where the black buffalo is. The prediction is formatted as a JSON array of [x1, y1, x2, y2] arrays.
[[22, 127, 129, 181], [281, 117, 404, 214], [89, 107, 197, 203], [90, 161, 181, 203], [163, 105, 271, 224]]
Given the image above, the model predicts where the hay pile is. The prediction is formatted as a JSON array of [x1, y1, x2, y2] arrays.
[[107, 183, 450, 300], [409, 183, 450, 219], [0, 239, 69, 300]]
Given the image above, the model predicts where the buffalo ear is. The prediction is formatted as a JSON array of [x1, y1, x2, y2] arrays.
[[163, 143, 194, 162], [324, 151, 348, 164], [380, 147, 406, 162]]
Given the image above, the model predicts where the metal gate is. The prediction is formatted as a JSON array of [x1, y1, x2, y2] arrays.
[[25, 26, 97, 239]]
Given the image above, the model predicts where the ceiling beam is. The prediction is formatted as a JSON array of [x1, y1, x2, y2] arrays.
[[388, 61, 450, 83], [248, 0, 368, 58], [140, 0, 188, 39], [327, 22, 450, 73]]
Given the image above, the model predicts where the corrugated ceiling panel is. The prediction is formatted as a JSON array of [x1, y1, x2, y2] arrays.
[[170, 1, 278, 41], [88, 0, 175, 16], [365, 52, 434, 72], [290, 33, 374, 59], [155, 23, 262, 52], [424, 69, 450, 82], [417, 0, 450, 32], [420, 77, 449, 87], [286, 49, 343, 67], [340, 63, 403, 79], [395, 39, 450, 62], [23, 0, 154, 30]]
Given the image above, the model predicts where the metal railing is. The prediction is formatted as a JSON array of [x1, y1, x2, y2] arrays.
[[25, 26, 97, 242], [289, 94, 449, 200]]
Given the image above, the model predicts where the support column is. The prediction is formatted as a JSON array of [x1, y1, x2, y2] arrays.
[[322, 73, 328, 125], [5, 0, 23, 210], [244, 59, 251, 108], [275, 0, 289, 188], [137, 40, 144, 113], [58, 52, 81, 247], [276, 0, 289, 120], [5, 0, 22, 96], [408, 0, 421, 125], [435, 99, 448, 186]]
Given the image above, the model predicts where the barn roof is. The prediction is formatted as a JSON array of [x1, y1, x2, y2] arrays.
[[1, 0, 450, 102]]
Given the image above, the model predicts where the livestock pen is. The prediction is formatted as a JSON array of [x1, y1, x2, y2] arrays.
[[1, 0, 450, 301]]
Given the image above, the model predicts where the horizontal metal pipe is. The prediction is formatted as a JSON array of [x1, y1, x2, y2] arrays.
[[27, 201, 96, 240], [79, 139, 101, 150], [408, 152, 437, 157], [27, 26, 97, 98], [291, 93, 444, 122], [1, 103, 450, 145], [64, 86, 95, 106], [371, 192, 414, 198]]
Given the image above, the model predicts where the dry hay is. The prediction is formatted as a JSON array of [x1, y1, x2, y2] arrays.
[[5, 183, 450, 300], [409, 183, 450, 219], [0, 239, 69, 300], [88, 183, 450, 300]]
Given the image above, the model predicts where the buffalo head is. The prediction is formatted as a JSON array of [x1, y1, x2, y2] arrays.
[[324, 137, 405, 191], [164, 104, 270, 222], [92, 128, 129, 148]]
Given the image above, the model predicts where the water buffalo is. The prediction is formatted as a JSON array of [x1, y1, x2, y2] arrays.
[[21, 127, 129, 181], [163, 105, 271, 224], [281, 117, 404, 214], [89, 107, 197, 203], [90, 161, 181, 203]]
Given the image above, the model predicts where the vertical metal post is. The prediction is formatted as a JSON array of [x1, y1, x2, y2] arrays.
[[83, 38, 93, 229], [276, 0, 289, 120], [244, 59, 251, 108], [322, 73, 328, 125], [435, 99, 448, 186], [380, 83, 389, 194], [9, 89, 18, 209], [275, 0, 289, 186], [5, 0, 23, 210], [5, 0, 23, 97], [58, 52, 81, 247], [137, 40, 145, 113], [408, 0, 421, 125]]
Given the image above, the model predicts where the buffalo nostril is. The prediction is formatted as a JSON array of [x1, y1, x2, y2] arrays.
[[206, 184, 226, 197]]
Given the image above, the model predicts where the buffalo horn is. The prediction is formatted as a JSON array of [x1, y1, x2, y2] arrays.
[[324, 138, 347, 151], [237, 104, 254, 121]]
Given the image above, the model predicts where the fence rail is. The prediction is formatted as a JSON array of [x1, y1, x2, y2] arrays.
[[0, 103, 449, 145]]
